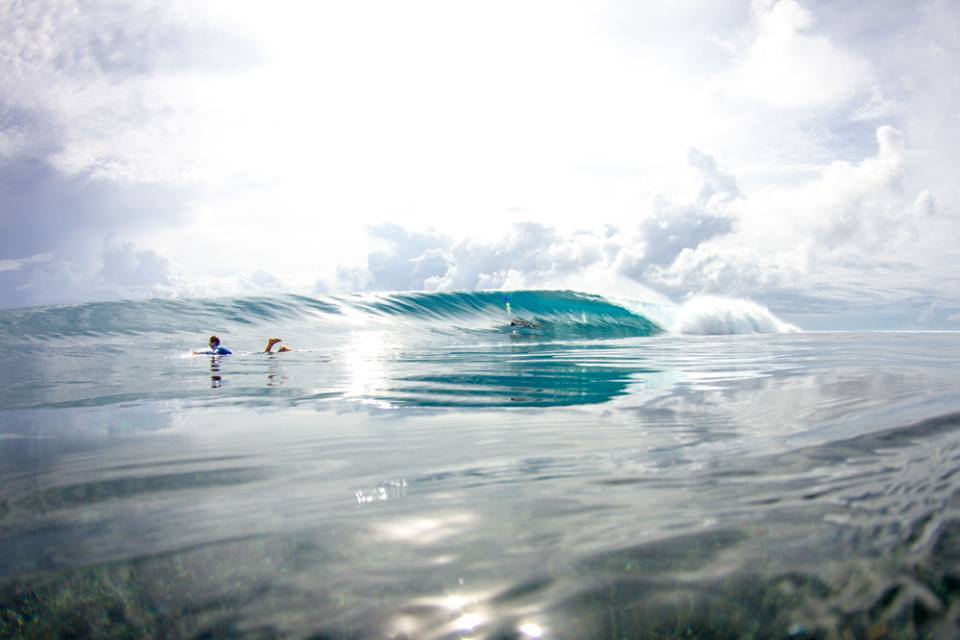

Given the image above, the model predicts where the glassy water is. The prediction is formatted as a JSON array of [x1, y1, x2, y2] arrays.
[[1, 292, 959, 638]]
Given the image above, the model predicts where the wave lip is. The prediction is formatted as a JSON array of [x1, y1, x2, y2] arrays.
[[671, 296, 800, 335]]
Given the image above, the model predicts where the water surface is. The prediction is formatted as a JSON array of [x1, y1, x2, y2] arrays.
[[2, 292, 959, 638]]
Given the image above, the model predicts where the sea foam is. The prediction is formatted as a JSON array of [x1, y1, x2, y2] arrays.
[[670, 296, 800, 335]]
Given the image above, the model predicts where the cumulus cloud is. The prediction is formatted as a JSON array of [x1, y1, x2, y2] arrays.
[[802, 126, 913, 249], [723, 0, 871, 110], [783, 126, 921, 250], [0, 228, 185, 308], [0, 253, 52, 273], [651, 125, 940, 306], [336, 150, 739, 299], [0, 0, 255, 179], [96, 235, 180, 291], [336, 222, 580, 293], [635, 210, 734, 270], [851, 86, 905, 122], [336, 122, 937, 311], [335, 121, 947, 329], [0, 152, 194, 307], [0, 0, 957, 332], [337, 225, 454, 292], [0, 0, 255, 308], [652, 243, 807, 296], [611, 147, 739, 276]]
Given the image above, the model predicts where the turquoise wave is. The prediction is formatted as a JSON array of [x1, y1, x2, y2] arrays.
[[0, 290, 663, 341]]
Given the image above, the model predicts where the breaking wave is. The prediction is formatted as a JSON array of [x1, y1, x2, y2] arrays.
[[0, 290, 798, 341], [670, 296, 800, 335]]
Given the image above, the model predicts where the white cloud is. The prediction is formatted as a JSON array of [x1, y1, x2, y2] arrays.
[[0, 0, 257, 307], [851, 85, 905, 122], [0, 0, 958, 329], [335, 150, 738, 301], [96, 235, 180, 290], [799, 126, 911, 250], [337, 225, 454, 292], [913, 191, 936, 219], [651, 125, 942, 307], [0, 253, 52, 273], [722, 0, 871, 110], [0, 0, 255, 179], [654, 243, 807, 295], [0, 234, 184, 308], [333, 121, 953, 328]]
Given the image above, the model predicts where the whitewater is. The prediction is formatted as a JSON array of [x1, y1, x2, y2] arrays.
[[2, 290, 959, 638]]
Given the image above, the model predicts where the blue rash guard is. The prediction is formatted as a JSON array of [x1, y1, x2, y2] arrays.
[[199, 345, 232, 355]]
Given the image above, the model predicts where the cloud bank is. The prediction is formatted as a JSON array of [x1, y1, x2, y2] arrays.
[[334, 124, 953, 328], [0, 0, 958, 329]]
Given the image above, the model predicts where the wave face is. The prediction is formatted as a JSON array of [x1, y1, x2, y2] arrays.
[[0, 290, 797, 342]]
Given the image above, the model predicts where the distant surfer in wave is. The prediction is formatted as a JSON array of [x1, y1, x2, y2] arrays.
[[195, 335, 232, 356], [263, 338, 292, 353], [504, 296, 540, 329]]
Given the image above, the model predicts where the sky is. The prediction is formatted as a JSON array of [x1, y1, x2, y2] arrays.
[[1, 0, 958, 329]]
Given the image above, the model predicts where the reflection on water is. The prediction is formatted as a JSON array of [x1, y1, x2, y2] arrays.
[[355, 478, 407, 504], [385, 343, 663, 407], [265, 356, 289, 387], [209, 356, 223, 388], [3, 333, 960, 638], [183, 336, 671, 409]]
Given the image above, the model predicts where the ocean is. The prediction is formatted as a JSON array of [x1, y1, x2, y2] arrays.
[[1, 290, 959, 639]]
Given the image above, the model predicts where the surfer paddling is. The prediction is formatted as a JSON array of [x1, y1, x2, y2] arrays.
[[195, 335, 232, 356], [194, 336, 293, 355]]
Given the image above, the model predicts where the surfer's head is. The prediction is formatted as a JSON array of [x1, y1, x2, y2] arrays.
[[209, 335, 221, 348]]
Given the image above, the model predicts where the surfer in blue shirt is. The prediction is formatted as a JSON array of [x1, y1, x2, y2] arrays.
[[195, 336, 292, 355], [196, 335, 233, 356]]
